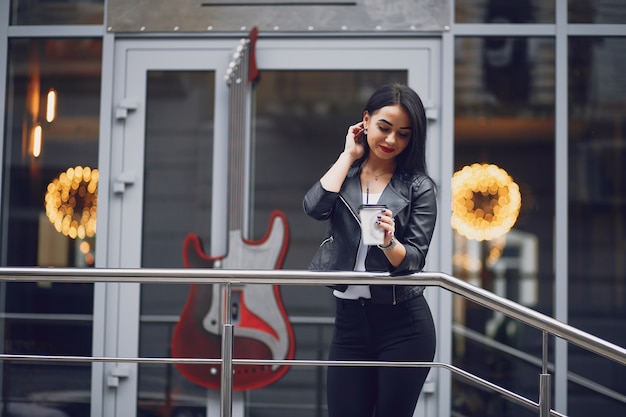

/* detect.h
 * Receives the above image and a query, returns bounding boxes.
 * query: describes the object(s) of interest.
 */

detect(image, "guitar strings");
[228,40,250,234]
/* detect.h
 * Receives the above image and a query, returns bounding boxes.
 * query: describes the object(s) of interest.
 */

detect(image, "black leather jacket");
[303,163,437,305]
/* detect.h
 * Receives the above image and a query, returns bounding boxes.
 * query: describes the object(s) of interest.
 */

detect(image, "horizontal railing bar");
[138,314,335,324]
[431,273,626,367]
[0,312,93,322]
[454,324,626,404]
[0,351,566,417]
[1,267,624,367]
[0,354,220,364]
[247,402,320,411]
[0,312,332,326]
[0,267,402,284]
[0,353,450,369]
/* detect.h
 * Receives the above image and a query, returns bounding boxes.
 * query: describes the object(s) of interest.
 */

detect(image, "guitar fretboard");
[225,33,256,234]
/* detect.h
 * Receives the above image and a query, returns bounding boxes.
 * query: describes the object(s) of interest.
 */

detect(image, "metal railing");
[0,267,625,417]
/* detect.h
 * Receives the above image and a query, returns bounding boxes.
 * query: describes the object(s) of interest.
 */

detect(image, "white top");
[333,191,382,300]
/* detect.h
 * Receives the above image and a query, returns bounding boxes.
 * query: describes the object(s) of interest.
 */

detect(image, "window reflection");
[453,37,555,415]
[139,70,216,417]
[568,36,626,415]
[456,0,554,24]
[253,71,407,270]
[4,38,101,267]
[569,0,626,23]
[2,38,101,416]
[10,0,104,25]
[251,70,407,415]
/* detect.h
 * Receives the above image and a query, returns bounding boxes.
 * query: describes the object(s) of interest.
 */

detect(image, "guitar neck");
[225,29,258,234]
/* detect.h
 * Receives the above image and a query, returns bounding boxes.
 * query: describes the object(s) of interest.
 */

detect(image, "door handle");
[113,171,136,194]
[107,364,131,388]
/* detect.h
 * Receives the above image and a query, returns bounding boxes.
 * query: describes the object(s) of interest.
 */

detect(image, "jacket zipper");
[339,195,362,270]
[339,195,360,224]
[393,285,397,305]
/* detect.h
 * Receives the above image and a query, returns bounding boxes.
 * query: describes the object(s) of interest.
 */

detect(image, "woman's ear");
[362,111,370,130]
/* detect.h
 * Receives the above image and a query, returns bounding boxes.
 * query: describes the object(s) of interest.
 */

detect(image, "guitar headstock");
[248,27,259,83]
[224,26,259,86]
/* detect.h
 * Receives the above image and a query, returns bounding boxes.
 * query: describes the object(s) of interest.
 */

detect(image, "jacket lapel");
[378,176,410,216]
[341,167,363,218]
[342,166,410,220]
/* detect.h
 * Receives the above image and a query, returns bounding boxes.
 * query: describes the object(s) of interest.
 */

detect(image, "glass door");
[105,37,441,417]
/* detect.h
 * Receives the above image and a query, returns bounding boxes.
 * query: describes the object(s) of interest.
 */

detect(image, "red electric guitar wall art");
[171,27,295,391]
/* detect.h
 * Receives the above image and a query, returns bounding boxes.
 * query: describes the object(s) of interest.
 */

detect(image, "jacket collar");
[342,164,410,220]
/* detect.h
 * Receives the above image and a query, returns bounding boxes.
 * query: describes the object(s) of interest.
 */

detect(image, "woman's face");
[363,104,411,162]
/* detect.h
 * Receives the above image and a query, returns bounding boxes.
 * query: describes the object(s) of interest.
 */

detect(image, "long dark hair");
[362,83,429,176]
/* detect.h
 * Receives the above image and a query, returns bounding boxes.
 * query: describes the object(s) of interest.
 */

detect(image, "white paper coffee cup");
[359,204,386,246]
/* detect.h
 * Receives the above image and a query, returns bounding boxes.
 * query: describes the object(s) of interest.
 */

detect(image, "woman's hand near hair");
[320,122,365,192]
[343,121,366,159]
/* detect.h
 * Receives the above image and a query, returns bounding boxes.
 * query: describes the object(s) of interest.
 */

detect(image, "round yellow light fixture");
[44,166,98,239]
[451,163,521,241]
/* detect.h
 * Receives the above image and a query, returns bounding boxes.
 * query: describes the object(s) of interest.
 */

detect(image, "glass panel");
[138,71,407,417]
[2,38,101,416]
[568,37,626,416]
[453,37,555,416]
[456,0,554,24]
[251,70,406,416]
[569,0,626,24]
[136,69,409,417]
[253,71,406,270]
[10,0,104,25]
[139,70,215,416]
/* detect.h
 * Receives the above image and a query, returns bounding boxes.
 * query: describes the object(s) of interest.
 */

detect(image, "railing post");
[539,373,551,417]
[539,331,551,417]
[221,283,234,417]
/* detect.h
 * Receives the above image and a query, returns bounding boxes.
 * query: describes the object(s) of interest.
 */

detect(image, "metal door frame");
[94,36,444,417]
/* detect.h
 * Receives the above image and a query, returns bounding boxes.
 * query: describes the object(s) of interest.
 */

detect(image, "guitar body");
[171,210,295,391]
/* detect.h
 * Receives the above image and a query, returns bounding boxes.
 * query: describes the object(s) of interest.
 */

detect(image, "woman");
[303,83,437,417]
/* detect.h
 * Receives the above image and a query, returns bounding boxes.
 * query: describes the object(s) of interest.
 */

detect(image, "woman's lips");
[380,145,394,153]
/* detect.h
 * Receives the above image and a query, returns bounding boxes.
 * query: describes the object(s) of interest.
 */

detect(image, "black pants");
[327,294,436,417]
